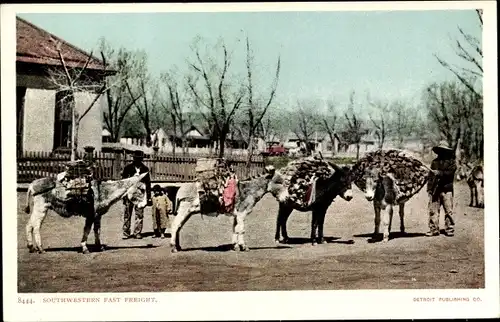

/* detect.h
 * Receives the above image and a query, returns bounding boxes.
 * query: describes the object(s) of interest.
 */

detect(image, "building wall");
[18,72,105,153]
[22,88,56,152]
[75,92,104,152]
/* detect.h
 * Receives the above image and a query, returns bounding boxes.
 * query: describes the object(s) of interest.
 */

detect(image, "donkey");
[269,163,353,246]
[24,172,147,254]
[170,165,276,253]
[362,168,408,242]
[457,163,484,208]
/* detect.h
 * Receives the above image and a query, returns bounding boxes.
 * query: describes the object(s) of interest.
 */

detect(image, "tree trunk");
[246,132,255,176]
[145,128,152,148]
[218,132,227,158]
[71,110,79,161]
[356,143,360,161]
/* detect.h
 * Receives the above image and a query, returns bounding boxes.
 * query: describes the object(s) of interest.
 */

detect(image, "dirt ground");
[17,182,484,292]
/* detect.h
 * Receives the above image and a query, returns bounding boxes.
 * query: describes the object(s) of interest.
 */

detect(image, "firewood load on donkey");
[24,160,148,254]
[350,149,430,242]
[169,158,276,253]
[267,156,354,246]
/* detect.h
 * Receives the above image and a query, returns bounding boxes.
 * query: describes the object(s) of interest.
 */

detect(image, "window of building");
[53,90,74,150]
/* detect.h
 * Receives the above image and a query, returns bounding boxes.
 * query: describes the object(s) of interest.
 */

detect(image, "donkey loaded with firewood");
[350,150,430,242]
[25,160,148,254]
[170,158,277,253]
[268,156,354,246]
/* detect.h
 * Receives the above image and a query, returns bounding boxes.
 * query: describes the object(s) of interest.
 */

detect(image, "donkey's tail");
[24,185,33,214]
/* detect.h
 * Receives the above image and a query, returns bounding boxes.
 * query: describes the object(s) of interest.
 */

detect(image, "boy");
[151,184,171,238]
[426,141,457,237]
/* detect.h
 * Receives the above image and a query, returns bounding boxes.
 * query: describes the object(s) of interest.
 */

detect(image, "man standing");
[122,150,152,239]
[426,141,457,237]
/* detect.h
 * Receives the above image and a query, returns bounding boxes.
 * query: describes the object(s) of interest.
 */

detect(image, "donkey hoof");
[82,249,90,254]
[232,244,240,251]
[312,241,317,246]
[382,237,389,243]
[37,249,45,254]
[171,246,181,253]
[27,245,35,253]
[239,244,249,252]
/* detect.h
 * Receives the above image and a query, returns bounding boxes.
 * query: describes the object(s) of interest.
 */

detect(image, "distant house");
[16,17,112,155]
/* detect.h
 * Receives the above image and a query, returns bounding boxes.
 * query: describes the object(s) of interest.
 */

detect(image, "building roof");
[16,17,109,71]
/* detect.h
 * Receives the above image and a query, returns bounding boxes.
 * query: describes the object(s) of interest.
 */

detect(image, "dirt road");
[17,183,484,292]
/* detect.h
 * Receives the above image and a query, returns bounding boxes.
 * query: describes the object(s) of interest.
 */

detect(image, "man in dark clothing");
[426,141,457,237]
[122,150,152,239]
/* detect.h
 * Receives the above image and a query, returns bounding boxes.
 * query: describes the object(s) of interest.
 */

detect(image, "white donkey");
[170,165,276,253]
[24,172,147,254]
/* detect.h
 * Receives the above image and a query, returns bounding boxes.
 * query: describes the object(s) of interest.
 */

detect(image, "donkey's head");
[329,163,353,202]
[364,168,382,202]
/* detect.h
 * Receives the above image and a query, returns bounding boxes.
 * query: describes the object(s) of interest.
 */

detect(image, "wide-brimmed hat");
[432,141,454,154]
[133,150,145,159]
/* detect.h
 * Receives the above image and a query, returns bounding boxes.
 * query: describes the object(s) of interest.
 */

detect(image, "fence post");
[112,147,123,180]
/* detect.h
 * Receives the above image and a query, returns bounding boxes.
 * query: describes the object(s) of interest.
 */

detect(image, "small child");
[151,185,171,238]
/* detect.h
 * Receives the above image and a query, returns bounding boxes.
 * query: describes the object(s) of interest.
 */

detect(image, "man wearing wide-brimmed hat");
[122,150,152,239]
[426,140,457,237]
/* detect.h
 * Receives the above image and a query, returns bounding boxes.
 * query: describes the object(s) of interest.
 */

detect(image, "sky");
[18,9,482,111]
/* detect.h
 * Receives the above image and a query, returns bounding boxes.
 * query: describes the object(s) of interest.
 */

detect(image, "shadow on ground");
[43,244,159,253]
[182,244,293,252]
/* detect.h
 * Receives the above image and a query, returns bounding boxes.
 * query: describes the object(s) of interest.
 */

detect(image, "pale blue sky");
[18,10,481,110]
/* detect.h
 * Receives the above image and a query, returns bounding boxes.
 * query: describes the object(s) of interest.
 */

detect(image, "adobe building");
[16,17,113,155]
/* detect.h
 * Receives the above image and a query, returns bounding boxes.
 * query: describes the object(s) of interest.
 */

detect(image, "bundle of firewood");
[195,158,232,196]
[351,149,430,202]
[278,156,336,207]
[64,160,93,179]
[61,160,93,195]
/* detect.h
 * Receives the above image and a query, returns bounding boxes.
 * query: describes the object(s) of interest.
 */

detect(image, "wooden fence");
[17,150,265,183]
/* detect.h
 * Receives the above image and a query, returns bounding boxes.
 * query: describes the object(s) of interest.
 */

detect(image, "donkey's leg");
[32,202,49,253]
[373,200,381,239]
[477,180,484,208]
[311,211,319,246]
[274,205,283,243]
[28,199,48,253]
[399,202,406,234]
[381,204,393,243]
[469,182,475,207]
[234,212,249,251]
[279,205,293,244]
[93,214,105,251]
[231,215,238,248]
[170,201,192,253]
[316,206,328,244]
[81,214,94,254]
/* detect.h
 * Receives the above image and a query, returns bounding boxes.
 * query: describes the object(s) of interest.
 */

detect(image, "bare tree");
[320,100,338,155]
[186,38,244,157]
[367,95,390,149]
[126,58,160,148]
[99,39,144,142]
[243,37,281,166]
[291,100,321,156]
[159,70,190,155]
[434,9,482,99]
[389,100,418,149]
[46,40,116,161]
[425,81,482,161]
[343,92,366,160]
